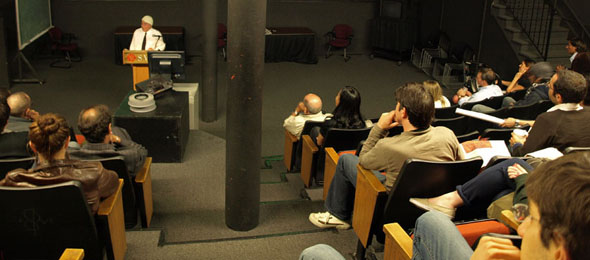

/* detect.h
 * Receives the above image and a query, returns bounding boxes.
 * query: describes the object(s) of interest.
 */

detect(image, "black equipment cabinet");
[369,17,416,62]
[369,0,419,62]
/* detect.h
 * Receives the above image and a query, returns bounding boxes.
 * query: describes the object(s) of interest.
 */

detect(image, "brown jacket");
[0,159,119,214]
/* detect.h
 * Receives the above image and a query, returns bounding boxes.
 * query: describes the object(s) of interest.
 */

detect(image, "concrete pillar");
[225,0,266,231]
[201,0,218,122]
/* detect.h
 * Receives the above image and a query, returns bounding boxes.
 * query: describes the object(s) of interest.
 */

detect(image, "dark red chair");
[48,27,81,68]
[218,23,227,60]
[325,24,353,62]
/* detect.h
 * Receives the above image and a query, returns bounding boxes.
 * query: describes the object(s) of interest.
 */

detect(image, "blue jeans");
[299,244,346,260]
[325,154,386,220]
[457,158,532,209]
[412,212,473,260]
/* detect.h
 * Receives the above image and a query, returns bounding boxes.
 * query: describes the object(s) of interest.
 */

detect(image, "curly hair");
[28,113,70,159]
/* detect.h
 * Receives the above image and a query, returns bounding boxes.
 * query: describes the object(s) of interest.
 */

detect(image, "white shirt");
[434,96,451,108]
[570,52,578,63]
[458,84,503,106]
[546,103,583,112]
[283,112,330,139]
[129,28,166,51]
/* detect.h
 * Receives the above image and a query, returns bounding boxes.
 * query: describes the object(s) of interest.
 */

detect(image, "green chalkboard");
[16,0,52,50]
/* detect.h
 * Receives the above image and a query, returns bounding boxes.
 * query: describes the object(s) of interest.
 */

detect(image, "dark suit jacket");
[68,127,147,176]
[572,52,590,75]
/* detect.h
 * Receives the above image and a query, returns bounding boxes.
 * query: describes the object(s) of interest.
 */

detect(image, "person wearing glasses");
[410,69,590,218]
[411,151,590,260]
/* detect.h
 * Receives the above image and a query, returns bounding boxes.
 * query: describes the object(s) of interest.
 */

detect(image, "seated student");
[410,70,590,217]
[501,59,535,93]
[473,62,553,113]
[423,80,450,108]
[283,93,329,139]
[0,113,118,214]
[69,104,147,177]
[453,67,503,106]
[411,151,590,260]
[556,38,587,71]
[310,86,367,146]
[5,92,39,133]
[504,70,590,156]
[309,86,368,184]
[571,51,590,75]
[0,99,31,159]
[308,83,463,229]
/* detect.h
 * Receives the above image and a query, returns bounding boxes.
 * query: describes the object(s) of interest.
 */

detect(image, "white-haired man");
[129,15,166,51]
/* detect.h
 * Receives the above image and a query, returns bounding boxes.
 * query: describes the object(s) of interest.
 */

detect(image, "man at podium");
[129,15,166,51]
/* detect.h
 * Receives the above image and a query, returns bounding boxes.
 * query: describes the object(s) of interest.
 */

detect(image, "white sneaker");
[409,198,456,219]
[308,212,351,229]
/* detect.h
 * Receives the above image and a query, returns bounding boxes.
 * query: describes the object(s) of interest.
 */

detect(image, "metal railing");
[504,0,555,61]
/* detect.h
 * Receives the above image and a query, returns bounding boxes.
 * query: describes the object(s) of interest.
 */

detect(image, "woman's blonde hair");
[423,80,448,107]
[28,113,70,159]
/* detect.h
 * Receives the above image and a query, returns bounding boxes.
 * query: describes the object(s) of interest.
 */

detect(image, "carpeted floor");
[7,53,432,259]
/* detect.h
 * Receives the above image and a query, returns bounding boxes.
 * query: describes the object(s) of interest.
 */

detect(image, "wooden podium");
[122,50,149,90]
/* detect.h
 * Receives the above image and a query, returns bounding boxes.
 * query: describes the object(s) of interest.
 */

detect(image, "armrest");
[323,147,339,200]
[383,223,413,260]
[98,179,127,260]
[98,179,123,215]
[300,135,319,187]
[135,157,152,184]
[284,130,298,171]
[353,164,388,248]
[134,157,153,228]
[59,249,84,260]
[501,210,520,230]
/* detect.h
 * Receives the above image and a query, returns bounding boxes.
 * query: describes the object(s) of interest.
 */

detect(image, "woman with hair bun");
[0,113,118,214]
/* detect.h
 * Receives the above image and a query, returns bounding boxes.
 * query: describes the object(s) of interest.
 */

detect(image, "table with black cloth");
[114,26,185,65]
[113,90,189,163]
[265,27,318,64]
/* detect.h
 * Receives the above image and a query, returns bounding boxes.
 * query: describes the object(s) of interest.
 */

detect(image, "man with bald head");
[5,92,39,132]
[69,104,147,176]
[283,93,329,139]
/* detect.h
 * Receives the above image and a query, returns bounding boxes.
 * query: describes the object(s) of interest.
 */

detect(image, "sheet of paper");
[460,140,511,167]
[456,108,504,125]
[526,147,563,160]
